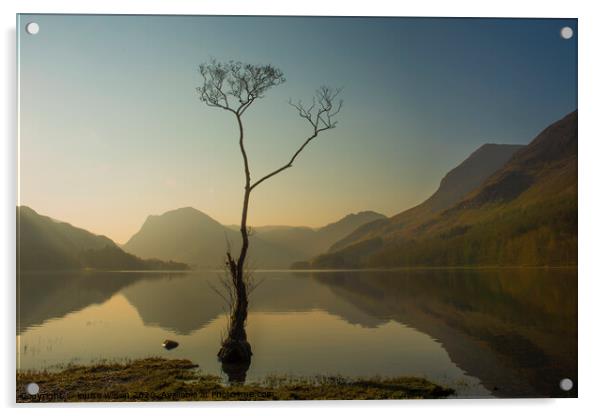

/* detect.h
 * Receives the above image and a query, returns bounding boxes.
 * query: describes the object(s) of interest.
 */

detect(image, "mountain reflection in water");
[17,268,576,398]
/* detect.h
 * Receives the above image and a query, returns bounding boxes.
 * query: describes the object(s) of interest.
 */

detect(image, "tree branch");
[250,132,317,191]
[249,86,343,191]
[196,59,285,116]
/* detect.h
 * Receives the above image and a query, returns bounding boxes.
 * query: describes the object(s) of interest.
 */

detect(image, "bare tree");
[196,60,342,366]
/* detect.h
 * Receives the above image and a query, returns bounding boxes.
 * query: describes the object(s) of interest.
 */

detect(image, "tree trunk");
[217,115,253,369]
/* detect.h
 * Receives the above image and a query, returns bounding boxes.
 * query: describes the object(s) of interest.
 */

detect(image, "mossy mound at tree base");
[218,338,252,363]
[17,357,454,402]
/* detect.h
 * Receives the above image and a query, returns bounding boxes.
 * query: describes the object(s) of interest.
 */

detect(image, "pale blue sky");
[18,15,577,242]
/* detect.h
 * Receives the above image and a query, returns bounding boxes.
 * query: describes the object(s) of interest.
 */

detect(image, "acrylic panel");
[16,14,578,402]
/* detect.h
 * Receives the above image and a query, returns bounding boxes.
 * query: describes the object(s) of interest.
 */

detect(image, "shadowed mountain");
[123,208,384,269]
[17,206,187,271]
[314,111,577,268]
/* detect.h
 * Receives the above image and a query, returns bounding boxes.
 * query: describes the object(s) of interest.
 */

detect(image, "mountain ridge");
[123,207,386,269]
[328,143,524,253]
[313,110,577,268]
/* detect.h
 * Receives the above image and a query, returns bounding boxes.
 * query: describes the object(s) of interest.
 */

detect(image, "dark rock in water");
[162,339,179,350]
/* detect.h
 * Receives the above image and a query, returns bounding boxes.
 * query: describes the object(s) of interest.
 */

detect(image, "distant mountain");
[313,110,577,268]
[328,143,524,254]
[256,211,387,264]
[318,211,387,248]
[123,208,385,269]
[422,143,525,213]
[123,207,299,269]
[124,207,228,268]
[17,206,187,271]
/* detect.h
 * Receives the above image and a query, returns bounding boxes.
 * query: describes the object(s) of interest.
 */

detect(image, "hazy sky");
[18,15,577,243]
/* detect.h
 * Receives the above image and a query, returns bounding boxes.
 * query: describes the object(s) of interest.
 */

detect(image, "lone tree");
[196,60,342,366]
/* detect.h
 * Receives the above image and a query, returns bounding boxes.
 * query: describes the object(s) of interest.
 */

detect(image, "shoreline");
[16,357,454,402]
[18,264,579,274]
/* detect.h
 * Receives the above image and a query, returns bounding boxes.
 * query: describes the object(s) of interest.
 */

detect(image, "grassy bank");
[17,357,454,402]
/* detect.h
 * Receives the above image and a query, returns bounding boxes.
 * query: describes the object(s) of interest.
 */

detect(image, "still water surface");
[17,268,577,398]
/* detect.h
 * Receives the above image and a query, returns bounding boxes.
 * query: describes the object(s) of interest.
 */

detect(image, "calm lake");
[17,268,577,398]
